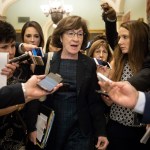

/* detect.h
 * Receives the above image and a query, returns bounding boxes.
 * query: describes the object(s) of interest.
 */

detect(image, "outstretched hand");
[99,81,139,109]
[24,75,63,102]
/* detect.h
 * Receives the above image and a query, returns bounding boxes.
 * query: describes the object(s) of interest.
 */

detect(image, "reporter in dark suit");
[0,58,53,108]
[99,81,150,124]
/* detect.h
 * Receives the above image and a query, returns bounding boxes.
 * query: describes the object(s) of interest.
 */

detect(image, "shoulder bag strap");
[45,52,54,75]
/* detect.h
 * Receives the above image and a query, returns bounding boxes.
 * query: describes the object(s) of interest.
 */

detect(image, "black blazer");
[141,92,150,123]
[0,83,25,108]
[27,50,106,137]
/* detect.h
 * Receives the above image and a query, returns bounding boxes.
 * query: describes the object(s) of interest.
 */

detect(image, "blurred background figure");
[45,35,60,53]
[21,21,44,48]
[88,39,113,62]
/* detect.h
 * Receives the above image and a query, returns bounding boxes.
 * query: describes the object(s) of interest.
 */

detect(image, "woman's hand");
[97,65,111,78]
[95,136,109,150]
[29,131,37,145]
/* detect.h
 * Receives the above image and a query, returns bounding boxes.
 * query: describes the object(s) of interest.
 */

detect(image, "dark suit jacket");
[27,50,106,137]
[0,83,25,108]
[15,42,21,57]
[141,93,150,123]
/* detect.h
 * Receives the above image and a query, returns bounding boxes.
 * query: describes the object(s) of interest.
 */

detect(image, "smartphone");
[9,53,30,63]
[31,56,44,66]
[96,90,109,97]
[31,47,44,65]
[93,58,112,69]
[32,47,44,57]
[97,72,112,82]
[37,72,63,91]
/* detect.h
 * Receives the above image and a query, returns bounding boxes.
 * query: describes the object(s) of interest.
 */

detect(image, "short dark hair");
[21,21,44,48]
[52,15,89,50]
[0,20,16,43]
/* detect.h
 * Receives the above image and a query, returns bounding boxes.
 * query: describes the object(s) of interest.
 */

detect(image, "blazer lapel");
[50,51,61,73]
[76,53,87,92]
[50,51,87,92]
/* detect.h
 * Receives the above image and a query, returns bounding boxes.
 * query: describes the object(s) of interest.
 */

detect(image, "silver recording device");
[9,53,30,63]
[9,47,44,66]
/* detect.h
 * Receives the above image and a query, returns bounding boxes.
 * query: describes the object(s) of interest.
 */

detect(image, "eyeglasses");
[65,31,85,39]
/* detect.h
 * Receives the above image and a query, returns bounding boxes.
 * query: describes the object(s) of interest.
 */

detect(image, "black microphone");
[9,53,30,63]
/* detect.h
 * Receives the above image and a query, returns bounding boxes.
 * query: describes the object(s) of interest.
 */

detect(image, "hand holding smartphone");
[31,47,44,65]
[94,58,112,69]
[37,72,63,92]
[32,47,44,57]
[97,72,112,82]
[96,90,109,97]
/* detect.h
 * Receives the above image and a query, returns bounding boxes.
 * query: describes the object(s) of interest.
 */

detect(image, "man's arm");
[0,75,63,109]
[0,83,25,108]
[15,42,38,57]
[133,92,150,124]
[141,93,150,123]
[99,81,150,123]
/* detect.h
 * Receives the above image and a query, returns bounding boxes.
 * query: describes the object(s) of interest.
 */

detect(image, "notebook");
[36,104,55,149]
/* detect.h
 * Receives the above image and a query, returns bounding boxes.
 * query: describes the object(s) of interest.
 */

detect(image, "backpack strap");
[45,52,54,75]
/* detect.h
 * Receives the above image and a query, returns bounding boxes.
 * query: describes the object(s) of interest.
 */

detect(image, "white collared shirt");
[133,91,146,114]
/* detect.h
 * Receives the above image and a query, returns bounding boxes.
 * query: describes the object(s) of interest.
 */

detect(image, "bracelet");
[19,43,25,53]
[21,83,27,100]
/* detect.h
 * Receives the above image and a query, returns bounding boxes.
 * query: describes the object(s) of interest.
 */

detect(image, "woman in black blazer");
[26,16,108,150]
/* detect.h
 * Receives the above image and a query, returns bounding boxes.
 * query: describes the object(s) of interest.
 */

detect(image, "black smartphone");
[96,90,109,97]
[94,58,112,69]
[9,53,30,63]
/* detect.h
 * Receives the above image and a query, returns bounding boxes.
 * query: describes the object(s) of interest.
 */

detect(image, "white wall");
[124,0,146,22]
[6,0,104,30]
[5,0,147,31]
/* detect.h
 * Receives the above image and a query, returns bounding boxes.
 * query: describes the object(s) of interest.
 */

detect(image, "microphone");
[9,53,30,63]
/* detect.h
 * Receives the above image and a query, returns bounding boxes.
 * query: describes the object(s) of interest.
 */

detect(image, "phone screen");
[37,73,63,91]
[32,48,43,57]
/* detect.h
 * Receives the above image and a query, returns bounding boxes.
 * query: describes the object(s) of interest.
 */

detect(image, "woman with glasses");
[88,40,112,62]
[88,38,113,82]
[26,15,109,150]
